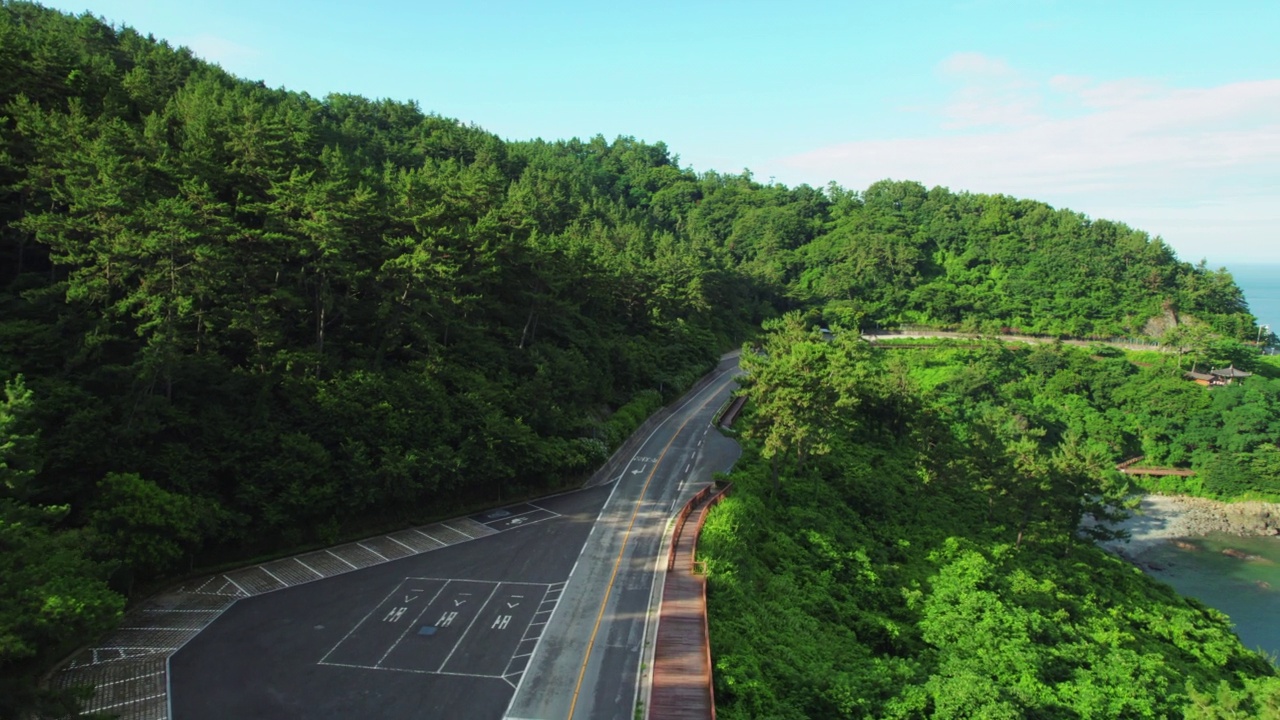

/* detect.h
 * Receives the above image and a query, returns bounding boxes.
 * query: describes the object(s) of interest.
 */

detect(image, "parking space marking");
[375,583,450,667]
[319,582,408,664]
[258,565,287,587]
[296,557,324,578]
[326,549,357,570]
[223,575,249,597]
[412,528,445,545]
[441,522,473,540]
[62,494,588,718]
[385,535,416,553]
[435,583,500,670]
[357,542,388,561]
[315,577,566,688]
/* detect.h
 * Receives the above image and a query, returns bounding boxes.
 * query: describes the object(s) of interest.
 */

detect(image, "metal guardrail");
[654,481,732,719]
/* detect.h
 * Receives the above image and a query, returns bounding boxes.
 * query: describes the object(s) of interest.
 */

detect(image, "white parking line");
[412,528,444,545]
[376,583,450,667]
[90,672,164,689]
[442,522,474,540]
[296,557,325,578]
[357,542,389,561]
[327,549,358,569]
[385,535,416,553]
[223,575,249,597]
[318,582,407,664]
[258,565,287,587]
[436,585,500,672]
[91,693,167,712]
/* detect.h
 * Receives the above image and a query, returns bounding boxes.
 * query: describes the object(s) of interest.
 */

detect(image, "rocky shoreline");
[1095,494,1280,562]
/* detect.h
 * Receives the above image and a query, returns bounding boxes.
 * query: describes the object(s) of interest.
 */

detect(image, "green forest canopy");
[0,1,1271,716]
[704,320,1280,719]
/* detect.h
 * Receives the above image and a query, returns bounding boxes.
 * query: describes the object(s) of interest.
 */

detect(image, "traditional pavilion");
[1211,366,1253,385]
[1184,366,1253,386]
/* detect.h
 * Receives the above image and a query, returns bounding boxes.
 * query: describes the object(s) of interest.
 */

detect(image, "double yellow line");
[564,383,726,719]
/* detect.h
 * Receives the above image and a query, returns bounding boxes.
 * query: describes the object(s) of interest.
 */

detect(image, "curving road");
[505,354,741,720]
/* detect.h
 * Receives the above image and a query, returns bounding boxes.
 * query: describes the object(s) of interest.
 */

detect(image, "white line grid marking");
[376,582,450,667]
[413,528,446,546]
[296,557,325,578]
[500,583,566,683]
[436,584,500,671]
[318,580,409,665]
[327,549,358,570]
[316,578,563,687]
[92,692,168,712]
[479,503,564,528]
[440,522,474,540]
[222,575,250,597]
[385,534,416,553]
[258,565,287,587]
[357,541,389,561]
[61,507,565,717]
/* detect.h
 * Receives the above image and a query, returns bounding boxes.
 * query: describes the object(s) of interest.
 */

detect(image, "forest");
[704,320,1280,718]
[0,1,1272,716]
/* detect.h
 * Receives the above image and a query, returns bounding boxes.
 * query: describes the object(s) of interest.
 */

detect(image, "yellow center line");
[565,384,726,720]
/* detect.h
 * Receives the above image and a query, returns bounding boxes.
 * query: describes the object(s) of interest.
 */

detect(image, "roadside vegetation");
[0,2,1275,716]
[704,318,1280,718]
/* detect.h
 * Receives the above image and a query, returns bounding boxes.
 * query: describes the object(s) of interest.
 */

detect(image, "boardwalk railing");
[652,481,732,720]
[1115,455,1197,477]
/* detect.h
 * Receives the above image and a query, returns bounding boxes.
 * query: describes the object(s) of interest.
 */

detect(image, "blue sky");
[41,0,1280,265]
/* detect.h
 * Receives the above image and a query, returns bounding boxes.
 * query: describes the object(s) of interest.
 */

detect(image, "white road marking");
[318,581,408,664]
[376,583,450,667]
[326,549,358,570]
[412,528,444,545]
[90,672,164,689]
[223,575,250,597]
[442,522,473,539]
[437,584,501,672]
[357,542,389,561]
[258,565,287,587]
[90,693,168,712]
[296,557,325,578]
[385,535,416,553]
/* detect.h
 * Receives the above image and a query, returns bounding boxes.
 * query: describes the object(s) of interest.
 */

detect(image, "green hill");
[0,1,1267,716]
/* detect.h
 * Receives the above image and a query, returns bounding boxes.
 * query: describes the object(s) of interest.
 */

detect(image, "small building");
[1210,366,1253,385]
[1185,370,1214,387]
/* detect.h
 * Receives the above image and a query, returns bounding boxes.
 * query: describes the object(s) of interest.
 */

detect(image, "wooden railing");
[1115,455,1196,476]
[652,481,732,720]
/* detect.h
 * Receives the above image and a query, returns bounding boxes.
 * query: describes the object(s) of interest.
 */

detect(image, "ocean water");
[1141,534,1280,661]
[1224,263,1280,337]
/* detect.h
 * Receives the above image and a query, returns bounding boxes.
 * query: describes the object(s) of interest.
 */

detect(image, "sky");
[39,0,1280,265]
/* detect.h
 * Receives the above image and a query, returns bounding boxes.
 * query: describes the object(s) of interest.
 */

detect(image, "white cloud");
[777,53,1280,262]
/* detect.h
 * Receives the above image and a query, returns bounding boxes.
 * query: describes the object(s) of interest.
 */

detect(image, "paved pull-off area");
[54,354,741,719]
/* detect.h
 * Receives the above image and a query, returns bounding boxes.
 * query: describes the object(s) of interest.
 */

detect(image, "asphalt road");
[169,355,742,719]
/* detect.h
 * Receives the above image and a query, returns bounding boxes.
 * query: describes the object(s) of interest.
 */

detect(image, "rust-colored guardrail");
[653,480,732,720]
[668,484,712,571]
[717,395,747,430]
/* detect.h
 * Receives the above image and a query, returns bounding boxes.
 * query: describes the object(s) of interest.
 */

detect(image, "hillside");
[0,2,1266,716]
[704,322,1280,718]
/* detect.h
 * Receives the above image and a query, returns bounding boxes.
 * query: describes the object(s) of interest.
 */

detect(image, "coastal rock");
[1092,495,1280,563]
[1222,548,1258,560]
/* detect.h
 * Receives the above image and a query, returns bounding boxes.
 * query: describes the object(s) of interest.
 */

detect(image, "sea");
[1135,262,1280,662]
[1225,262,1280,341]
[1141,534,1280,662]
